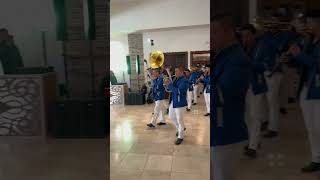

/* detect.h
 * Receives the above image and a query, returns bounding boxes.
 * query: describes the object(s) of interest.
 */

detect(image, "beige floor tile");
[129,143,175,155]
[145,155,173,172]
[174,144,209,158]
[110,152,126,167]
[172,156,207,173]
[141,170,171,180]
[120,153,148,170]
[171,172,202,180]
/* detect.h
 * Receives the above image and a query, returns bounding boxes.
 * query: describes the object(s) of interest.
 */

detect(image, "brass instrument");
[149,51,174,92]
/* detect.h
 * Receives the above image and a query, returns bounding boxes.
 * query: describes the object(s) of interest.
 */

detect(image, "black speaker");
[126,92,145,105]
[53,98,107,138]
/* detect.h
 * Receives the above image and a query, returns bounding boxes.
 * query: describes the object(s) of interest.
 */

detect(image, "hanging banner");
[126,56,131,75]
[136,55,141,75]
[53,0,67,41]
[83,0,96,40]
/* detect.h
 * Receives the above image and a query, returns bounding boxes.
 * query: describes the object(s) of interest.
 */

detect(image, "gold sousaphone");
[149,51,164,69]
[149,51,174,92]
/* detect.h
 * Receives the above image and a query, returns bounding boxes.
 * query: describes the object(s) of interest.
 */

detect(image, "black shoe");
[301,162,320,173]
[197,96,200,98]
[263,130,279,138]
[261,121,269,131]
[244,148,257,159]
[176,128,187,137]
[192,103,197,105]
[200,92,203,94]
[204,113,210,116]
[280,108,288,114]
[157,122,167,126]
[175,138,184,145]
[186,108,191,112]
[147,123,155,128]
[244,144,261,151]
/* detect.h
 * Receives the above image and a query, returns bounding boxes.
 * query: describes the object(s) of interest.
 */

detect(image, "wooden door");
[163,52,188,70]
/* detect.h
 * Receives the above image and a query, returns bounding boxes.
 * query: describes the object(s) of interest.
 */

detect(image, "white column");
[249,0,257,24]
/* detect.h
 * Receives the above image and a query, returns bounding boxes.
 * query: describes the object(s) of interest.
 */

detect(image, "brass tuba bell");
[149,51,164,69]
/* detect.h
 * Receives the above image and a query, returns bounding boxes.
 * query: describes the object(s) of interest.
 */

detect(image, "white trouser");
[193,84,198,103]
[204,92,210,113]
[187,90,193,109]
[150,100,165,125]
[169,103,185,139]
[265,72,283,131]
[246,88,265,150]
[211,142,245,180]
[300,87,320,163]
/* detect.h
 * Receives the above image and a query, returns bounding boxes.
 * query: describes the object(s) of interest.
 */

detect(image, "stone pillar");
[64,0,108,98]
[128,33,145,92]
[92,0,108,93]
[65,0,90,97]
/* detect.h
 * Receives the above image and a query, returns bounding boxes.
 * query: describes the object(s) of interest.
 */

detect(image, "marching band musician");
[164,67,189,145]
[184,69,193,112]
[147,68,167,128]
[211,15,250,180]
[286,11,320,173]
[241,24,275,158]
[262,23,298,138]
[190,65,201,105]
[200,64,211,116]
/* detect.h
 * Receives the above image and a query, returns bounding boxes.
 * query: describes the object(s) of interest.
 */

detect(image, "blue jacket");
[152,75,165,101]
[190,71,201,84]
[274,31,298,54]
[186,75,194,91]
[168,76,189,108]
[247,40,274,95]
[212,43,250,146]
[203,75,210,93]
[292,40,320,100]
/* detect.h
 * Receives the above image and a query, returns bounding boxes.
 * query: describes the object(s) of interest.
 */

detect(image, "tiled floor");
[110,96,210,180]
[0,139,107,180]
[110,96,320,180]
[0,96,319,180]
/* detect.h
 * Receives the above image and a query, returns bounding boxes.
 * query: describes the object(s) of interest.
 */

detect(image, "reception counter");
[0,72,56,142]
[110,84,128,105]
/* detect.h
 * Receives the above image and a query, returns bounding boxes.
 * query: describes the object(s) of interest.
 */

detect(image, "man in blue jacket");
[190,66,201,105]
[147,69,166,128]
[202,64,210,116]
[263,26,298,138]
[240,24,275,158]
[165,67,189,145]
[184,69,193,111]
[287,11,320,173]
[211,15,250,180]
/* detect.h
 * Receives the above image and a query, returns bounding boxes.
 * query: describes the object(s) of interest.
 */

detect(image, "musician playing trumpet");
[164,67,189,145]
[146,68,167,128]
[284,11,320,173]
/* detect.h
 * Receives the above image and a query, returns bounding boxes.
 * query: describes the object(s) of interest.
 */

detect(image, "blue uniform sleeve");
[293,53,317,68]
[157,77,165,91]
[221,56,250,97]
[168,79,189,94]
[252,42,275,72]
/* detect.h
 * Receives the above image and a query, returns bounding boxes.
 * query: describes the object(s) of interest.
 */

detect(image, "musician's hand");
[279,53,290,63]
[288,44,301,56]
[164,79,170,86]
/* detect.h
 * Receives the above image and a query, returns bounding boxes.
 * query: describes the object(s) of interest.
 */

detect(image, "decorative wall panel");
[0,78,41,136]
